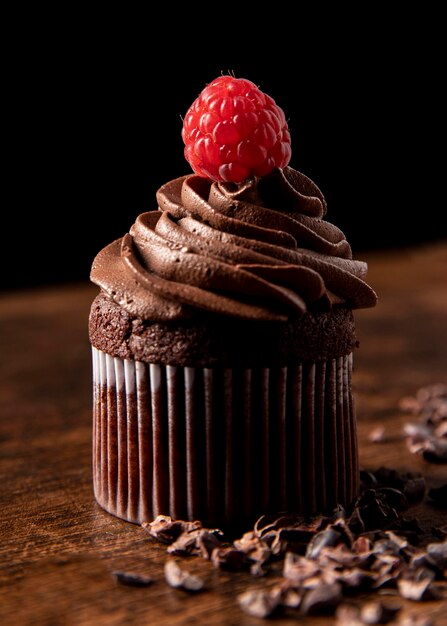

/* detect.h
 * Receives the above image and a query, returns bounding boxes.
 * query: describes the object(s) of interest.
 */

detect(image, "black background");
[6,9,446,291]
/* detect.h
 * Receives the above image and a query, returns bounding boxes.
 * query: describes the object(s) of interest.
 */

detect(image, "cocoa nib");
[426,541,447,569]
[210,546,249,571]
[305,528,344,559]
[141,515,203,544]
[360,600,400,624]
[167,528,223,558]
[164,560,204,592]
[300,582,342,615]
[400,383,447,464]
[367,467,426,504]
[111,570,153,587]
[237,587,281,618]
[140,454,447,617]
[397,576,439,601]
[428,484,447,509]
[335,601,401,625]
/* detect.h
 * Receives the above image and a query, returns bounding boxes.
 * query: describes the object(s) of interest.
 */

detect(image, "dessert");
[89,75,377,529]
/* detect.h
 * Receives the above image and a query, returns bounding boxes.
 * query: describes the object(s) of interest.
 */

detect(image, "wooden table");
[1,241,446,625]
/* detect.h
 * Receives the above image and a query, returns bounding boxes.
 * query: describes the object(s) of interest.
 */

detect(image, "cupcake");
[89,75,377,530]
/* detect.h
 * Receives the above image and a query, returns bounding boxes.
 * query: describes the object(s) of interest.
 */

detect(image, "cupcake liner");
[92,347,358,528]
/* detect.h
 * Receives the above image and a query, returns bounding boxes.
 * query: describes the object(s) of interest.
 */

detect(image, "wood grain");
[1,241,446,625]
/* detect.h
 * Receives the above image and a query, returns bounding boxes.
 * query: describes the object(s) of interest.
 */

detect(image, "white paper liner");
[92,347,358,527]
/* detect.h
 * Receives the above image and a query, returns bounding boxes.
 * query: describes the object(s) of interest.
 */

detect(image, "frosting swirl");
[90,166,377,321]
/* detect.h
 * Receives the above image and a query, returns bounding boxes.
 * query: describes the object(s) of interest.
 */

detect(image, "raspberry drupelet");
[182,75,292,183]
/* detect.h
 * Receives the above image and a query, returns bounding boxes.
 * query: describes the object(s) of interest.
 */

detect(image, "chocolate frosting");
[90,167,377,322]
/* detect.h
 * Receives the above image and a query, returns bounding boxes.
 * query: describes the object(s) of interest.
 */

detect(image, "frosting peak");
[90,167,377,321]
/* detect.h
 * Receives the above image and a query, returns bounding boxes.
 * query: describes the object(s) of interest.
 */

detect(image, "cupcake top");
[90,76,377,323]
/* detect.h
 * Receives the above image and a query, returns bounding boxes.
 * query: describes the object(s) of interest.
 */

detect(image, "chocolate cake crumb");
[89,291,357,367]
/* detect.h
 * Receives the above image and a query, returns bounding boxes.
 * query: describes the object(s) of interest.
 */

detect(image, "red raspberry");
[181,75,292,183]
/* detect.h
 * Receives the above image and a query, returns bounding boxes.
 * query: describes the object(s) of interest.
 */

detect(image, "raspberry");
[181,75,292,183]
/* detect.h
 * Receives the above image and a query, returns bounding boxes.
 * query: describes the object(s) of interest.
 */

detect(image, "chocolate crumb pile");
[400,383,447,464]
[140,466,446,620]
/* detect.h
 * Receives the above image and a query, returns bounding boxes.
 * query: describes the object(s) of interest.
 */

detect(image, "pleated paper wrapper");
[92,346,358,528]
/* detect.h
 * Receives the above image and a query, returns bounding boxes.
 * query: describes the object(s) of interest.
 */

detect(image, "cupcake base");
[92,347,358,529]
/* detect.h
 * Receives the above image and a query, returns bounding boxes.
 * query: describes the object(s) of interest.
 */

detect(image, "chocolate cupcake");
[89,76,377,529]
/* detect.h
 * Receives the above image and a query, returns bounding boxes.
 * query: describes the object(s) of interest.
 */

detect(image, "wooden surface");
[1,241,446,626]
